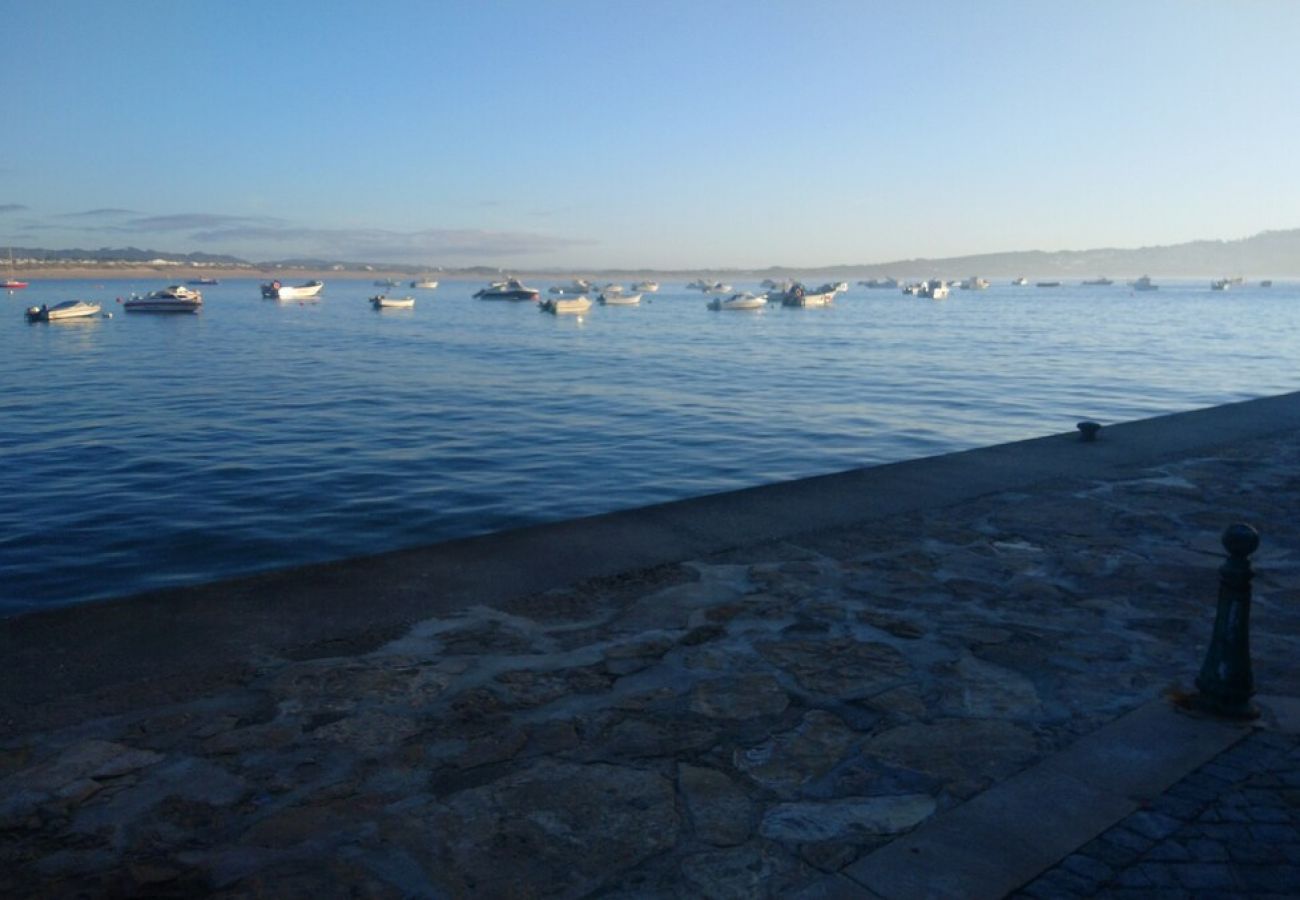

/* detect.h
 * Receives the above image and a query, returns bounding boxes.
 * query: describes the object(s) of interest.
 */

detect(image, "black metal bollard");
[1193,523,1261,719]
[1077,421,1102,442]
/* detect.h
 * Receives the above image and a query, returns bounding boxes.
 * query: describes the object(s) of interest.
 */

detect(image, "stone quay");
[3,392,1300,898]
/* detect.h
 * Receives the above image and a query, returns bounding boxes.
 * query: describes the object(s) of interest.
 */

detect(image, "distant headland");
[7,227,1299,280]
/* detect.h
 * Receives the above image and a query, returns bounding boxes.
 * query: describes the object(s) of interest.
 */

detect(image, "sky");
[2,0,1298,269]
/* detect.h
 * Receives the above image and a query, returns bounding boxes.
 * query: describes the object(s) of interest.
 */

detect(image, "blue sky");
[2,0,1297,268]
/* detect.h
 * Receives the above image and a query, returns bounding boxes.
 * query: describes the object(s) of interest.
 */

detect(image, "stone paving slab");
[3,397,1300,896]
[837,702,1249,900]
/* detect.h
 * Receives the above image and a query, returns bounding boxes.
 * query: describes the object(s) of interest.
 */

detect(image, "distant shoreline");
[8,264,1295,283]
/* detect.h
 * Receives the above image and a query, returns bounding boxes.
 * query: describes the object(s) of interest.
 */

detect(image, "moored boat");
[779,283,836,307]
[262,279,324,300]
[1011,276,1028,286]
[539,296,591,315]
[708,292,766,311]
[1261,280,1273,287]
[1131,275,1158,291]
[1210,279,1230,291]
[124,285,203,313]
[410,278,439,289]
[1082,278,1113,286]
[919,280,949,300]
[188,277,220,285]
[859,277,899,289]
[371,294,416,309]
[1036,281,1061,288]
[475,278,540,301]
[631,281,659,292]
[549,279,592,295]
[959,276,990,290]
[3,248,27,289]
[598,292,642,306]
[26,300,101,322]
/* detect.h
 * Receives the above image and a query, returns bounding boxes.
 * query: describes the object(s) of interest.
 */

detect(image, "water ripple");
[2,278,1298,613]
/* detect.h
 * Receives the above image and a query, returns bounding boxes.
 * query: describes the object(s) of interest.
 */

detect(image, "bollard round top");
[1076,421,1102,441]
[1222,523,1260,558]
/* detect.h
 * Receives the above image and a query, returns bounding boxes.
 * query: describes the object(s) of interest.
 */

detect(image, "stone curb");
[802,699,1260,900]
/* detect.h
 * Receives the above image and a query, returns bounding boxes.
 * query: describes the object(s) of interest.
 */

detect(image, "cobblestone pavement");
[1015,728,1300,898]
[2,434,1300,897]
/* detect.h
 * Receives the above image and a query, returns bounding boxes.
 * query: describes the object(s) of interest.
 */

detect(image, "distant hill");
[799,229,1300,280]
[10,228,1300,277]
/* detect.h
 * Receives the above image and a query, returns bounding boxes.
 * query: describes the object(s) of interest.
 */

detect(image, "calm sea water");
[2,277,1296,615]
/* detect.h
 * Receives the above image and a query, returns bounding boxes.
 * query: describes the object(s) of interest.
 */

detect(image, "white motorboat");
[549,279,592,295]
[708,292,766,311]
[262,280,324,300]
[959,276,990,290]
[599,292,642,306]
[1011,276,1029,286]
[701,282,734,294]
[832,281,849,293]
[475,278,540,301]
[919,280,949,300]
[410,278,439,289]
[124,285,203,313]
[779,284,835,307]
[371,294,416,309]
[631,281,659,292]
[1210,279,1230,291]
[26,300,102,322]
[539,296,591,315]
[1131,275,1159,291]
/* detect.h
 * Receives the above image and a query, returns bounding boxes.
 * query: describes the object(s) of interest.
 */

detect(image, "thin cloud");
[120,213,287,232]
[189,224,592,260]
[0,204,28,213]
[60,208,137,219]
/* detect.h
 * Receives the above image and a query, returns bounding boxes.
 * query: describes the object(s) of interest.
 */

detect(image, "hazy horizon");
[4,1,1298,268]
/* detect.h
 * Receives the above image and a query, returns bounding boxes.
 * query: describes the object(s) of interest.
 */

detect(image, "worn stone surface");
[5,430,1300,896]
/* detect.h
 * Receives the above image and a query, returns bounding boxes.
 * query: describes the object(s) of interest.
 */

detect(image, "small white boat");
[708,292,766,311]
[596,283,624,296]
[26,300,102,322]
[599,292,642,305]
[410,278,439,289]
[832,281,849,293]
[549,279,592,295]
[779,284,835,307]
[371,294,415,309]
[959,276,990,290]
[373,278,400,288]
[263,280,324,300]
[919,280,949,300]
[701,282,734,294]
[124,285,203,313]
[539,296,591,315]
[475,278,540,301]
[1131,275,1159,291]
[1011,276,1029,286]
[631,281,659,292]
[1210,279,1230,291]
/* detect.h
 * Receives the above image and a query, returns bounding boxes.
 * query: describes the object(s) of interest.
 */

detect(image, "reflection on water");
[1,277,1297,613]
